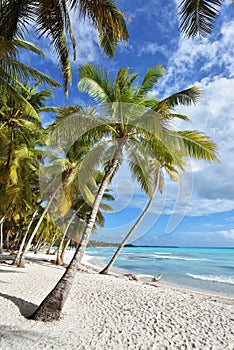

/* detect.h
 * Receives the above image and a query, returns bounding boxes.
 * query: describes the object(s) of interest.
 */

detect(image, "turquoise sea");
[86,247,234,297]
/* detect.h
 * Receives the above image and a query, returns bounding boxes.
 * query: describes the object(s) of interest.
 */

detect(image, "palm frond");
[159,87,202,109]
[0,74,40,120]
[48,107,106,150]
[36,0,71,96]
[13,39,45,57]
[1,57,60,87]
[78,64,114,103]
[136,65,165,97]
[178,130,219,161]
[126,140,154,196]
[133,109,164,141]
[99,202,114,212]
[77,0,129,57]
[0,0,35,40]
[179,0,223,38]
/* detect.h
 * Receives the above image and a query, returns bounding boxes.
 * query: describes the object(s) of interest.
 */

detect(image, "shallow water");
[86,246,234,297]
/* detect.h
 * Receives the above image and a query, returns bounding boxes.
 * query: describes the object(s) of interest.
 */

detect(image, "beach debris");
[124,273,138,281]
[153,274,162,282]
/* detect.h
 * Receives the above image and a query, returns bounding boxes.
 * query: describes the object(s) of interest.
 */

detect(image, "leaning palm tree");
[179,0,233,38]
[30,63,217,322]
[0,81,57,264]
[99,151,185,275]
[0,0,129,95]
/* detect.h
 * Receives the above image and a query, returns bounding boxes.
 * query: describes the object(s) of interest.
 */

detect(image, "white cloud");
[138,42,170,58]
[141,14,234,217]
[156,18,234,95]
[218,229,234,240]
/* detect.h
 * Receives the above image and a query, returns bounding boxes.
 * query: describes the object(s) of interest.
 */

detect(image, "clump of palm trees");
[28,63,217,321]
[0,0,224,322]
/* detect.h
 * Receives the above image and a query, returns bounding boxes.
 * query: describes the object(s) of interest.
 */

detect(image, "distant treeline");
[87,240,118,248]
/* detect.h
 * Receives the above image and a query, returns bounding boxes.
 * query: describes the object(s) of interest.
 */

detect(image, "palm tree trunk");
[13,207,39,267]
[34,237,45,254]
[60,239,71,264]
[0,202,12,254]
[0,221,3,254]
[56,204,84,265]
[30,137,127,322]
[5,229,11,250]
[100,169,161,275]
[100,195,155,274]
[33,234,44,253]
[21,185,60,256]
[47,233,57,255]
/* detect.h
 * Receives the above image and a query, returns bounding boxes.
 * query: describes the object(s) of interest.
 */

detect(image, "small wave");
[187,273,234,285]
[153,252,172,255]
[153,254,209,261]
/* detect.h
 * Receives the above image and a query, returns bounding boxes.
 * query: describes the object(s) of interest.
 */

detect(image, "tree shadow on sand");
[0,292,38,317]
[0,325,57,348]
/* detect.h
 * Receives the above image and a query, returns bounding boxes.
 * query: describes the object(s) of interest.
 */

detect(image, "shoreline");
[2,250,233,301]
[84,252,234,301]
[0,252,234,349]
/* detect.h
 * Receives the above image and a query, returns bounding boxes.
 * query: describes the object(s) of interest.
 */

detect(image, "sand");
[0,252,234,350]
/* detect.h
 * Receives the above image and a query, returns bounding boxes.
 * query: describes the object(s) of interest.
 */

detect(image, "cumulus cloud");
[137,42,170,58]
[218,229,234,240]
[142,13,234,217]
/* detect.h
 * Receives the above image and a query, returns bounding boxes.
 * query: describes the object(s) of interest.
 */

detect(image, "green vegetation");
[87,240,118,248]
[0,0,222,322]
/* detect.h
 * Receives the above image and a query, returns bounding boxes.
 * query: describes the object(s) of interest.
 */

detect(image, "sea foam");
[187,273,234,285]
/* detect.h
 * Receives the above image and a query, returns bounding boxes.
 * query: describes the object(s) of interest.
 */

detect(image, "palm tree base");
[29,304,61,322]
[29,286,66,322]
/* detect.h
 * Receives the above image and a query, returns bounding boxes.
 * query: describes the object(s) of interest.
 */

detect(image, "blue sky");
[23,1,234,247]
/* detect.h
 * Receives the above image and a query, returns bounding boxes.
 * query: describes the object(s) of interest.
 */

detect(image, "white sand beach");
[0,253,234,350]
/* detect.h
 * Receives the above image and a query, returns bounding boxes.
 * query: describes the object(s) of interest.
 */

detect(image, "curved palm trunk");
[60,239,71,264]
[33,234,44,253]
[0,203,12,254]
[99,195,155,275]
[56,204,84,266]
[0,221,3,255]
[47,233,57,255]
[19,185,60,265]
[30,138,127,322]
[100,169,161,275]
[12,207,39,267]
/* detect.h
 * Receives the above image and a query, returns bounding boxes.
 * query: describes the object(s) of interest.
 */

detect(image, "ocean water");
[86,246,234,297]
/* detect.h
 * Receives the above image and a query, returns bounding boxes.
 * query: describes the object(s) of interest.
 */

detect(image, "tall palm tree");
[20,106,92,257]
[179,0,233,38]
[0,81,57,259]
[0,0,129,95]
[99,152,184,275]
[30,63,217,322]
[0,82,51,213]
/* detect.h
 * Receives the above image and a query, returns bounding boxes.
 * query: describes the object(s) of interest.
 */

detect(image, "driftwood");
[124,273,162,282]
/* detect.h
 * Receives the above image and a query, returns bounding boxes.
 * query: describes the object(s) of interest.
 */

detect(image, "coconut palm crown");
[0,0,129,95]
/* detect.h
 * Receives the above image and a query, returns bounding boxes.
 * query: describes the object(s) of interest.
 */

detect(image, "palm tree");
[56,172,114,265]
[0,81,58,260]
[179,0,233,38]
[99,152,184,275]
[30,63,217,321]
[0,0,129,95]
